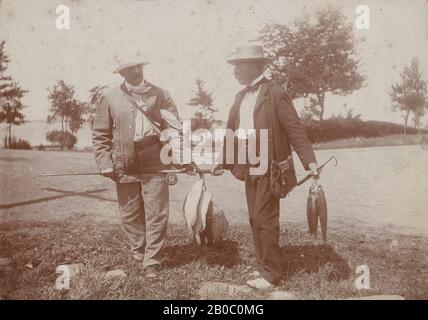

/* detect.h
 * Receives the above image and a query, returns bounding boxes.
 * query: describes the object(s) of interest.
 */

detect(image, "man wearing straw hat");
[213,45,318,289]
[92,56,188,279]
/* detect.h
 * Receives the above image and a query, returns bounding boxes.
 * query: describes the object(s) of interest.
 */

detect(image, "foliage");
[304,118,425,144]
[188,79,222,131]
[259,6,364,121]
[0,40,27,147]
[389,58,427,135]
[2,136,31,149]
[46,130,77,150]
[47,80,85,150]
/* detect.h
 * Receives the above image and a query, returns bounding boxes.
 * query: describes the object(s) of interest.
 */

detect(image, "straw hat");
[227,45,270,65]
[113,53,149,73]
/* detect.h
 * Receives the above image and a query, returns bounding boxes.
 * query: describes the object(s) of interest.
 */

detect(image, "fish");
[183,179,228,246]
[306,180,328,245]
[307,182,319,243]
[200,202,229,246]
[316,184,328,245]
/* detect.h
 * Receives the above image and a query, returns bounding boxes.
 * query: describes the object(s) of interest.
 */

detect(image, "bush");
[303,119,425,143]
[46,130,77,150]
[3,136,32,149]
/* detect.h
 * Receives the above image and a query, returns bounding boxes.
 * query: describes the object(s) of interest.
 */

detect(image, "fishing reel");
[165,173,178,186]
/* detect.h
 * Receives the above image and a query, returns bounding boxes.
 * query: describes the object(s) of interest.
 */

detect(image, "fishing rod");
[38,156,336,185]
[38,166,223,186]
[296,156,337,187]
[37,168,211,177]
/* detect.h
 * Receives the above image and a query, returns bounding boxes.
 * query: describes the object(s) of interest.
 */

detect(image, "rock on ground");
[0,258,12,272]
[267,291,297,300]
[346,295,405,300]
[56,263,84,277]
[105,269,127,278]
[198,281,253,299]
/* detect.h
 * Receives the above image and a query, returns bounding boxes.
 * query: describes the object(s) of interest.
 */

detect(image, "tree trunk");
[403,110,409,137]
[8,123,12,148]
[317,92,325,123]
[60,118,64,151]
[65,117,68,150]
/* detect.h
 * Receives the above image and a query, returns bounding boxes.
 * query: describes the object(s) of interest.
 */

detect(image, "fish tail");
[317,185,328,244]
[307,187,318,240]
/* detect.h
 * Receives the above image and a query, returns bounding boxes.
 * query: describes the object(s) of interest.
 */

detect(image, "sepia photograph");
[0,0,427,306]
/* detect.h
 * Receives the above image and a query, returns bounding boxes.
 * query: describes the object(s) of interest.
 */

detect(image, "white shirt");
[125,81,184,165]
[237,73,265,139]
[125,81,157,140]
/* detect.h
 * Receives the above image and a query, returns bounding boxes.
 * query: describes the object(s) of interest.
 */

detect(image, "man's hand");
[211,164,224,176]
[308,162,318,178]
[101,167,117,181]
[183,163,197,176]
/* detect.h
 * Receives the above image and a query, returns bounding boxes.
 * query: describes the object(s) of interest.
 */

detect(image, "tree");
[301,97,323,122]
[47,80,85,150]
[259,6,364,122]
[86,85,108,128]
[46,130,77,150]
[188,79,221,131]
[0,41,27,148]
[389,58,427,136]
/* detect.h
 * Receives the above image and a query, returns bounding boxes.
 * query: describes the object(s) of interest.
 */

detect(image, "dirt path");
[1,145,427,236]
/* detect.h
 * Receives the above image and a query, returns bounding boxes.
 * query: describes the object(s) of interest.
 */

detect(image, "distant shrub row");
[3,136,31,149]
[3,120,426,151]
[303,119,425,143]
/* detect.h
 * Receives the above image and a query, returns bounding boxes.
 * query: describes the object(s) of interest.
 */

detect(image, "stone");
[0,258,12,271]
[198,281,253,299]
[267,290,297,300]
[346,295,405,300]
[105,269,127,278]
[57,263,84,277]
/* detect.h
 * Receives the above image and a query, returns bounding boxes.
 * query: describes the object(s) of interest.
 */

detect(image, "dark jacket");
[224,80,316,173]
[92,82,178,182]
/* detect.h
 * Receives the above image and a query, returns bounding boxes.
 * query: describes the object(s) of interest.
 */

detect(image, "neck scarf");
[125,80,150,94]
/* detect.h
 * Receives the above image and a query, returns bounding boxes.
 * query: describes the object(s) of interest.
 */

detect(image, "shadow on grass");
[163,240,240,269]
[281,244,352,281]
[0,156,30,162]
[0,188,115,209]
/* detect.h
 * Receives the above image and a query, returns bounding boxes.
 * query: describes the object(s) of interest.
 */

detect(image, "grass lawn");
[1,147,427,300]
[1,219,427,300]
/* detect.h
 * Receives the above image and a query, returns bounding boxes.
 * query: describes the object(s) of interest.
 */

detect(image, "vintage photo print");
[0,0,427,305]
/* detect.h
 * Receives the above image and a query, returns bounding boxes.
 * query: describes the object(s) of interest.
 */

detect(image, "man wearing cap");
[213,45,318,289]
[92,59,187,279]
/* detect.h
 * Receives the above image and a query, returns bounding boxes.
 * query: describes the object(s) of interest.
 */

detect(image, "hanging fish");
[307,181,319,243]
[316,184,328,245]
[306,179,328,245]
[182,178,228,246]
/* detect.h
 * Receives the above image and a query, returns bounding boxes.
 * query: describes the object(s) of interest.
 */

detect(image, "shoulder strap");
[130,99,162,136]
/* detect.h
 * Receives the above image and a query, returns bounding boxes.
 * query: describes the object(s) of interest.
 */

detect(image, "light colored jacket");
[92,82,178,182]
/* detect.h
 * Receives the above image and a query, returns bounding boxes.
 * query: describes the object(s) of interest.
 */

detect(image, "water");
[0,121,93,149]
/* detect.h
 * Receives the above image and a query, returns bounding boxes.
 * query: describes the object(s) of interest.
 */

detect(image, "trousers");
[115,174,169,268]
[244,172,282,284]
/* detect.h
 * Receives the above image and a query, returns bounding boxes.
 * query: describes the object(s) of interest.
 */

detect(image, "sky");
[0,0,427,126]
